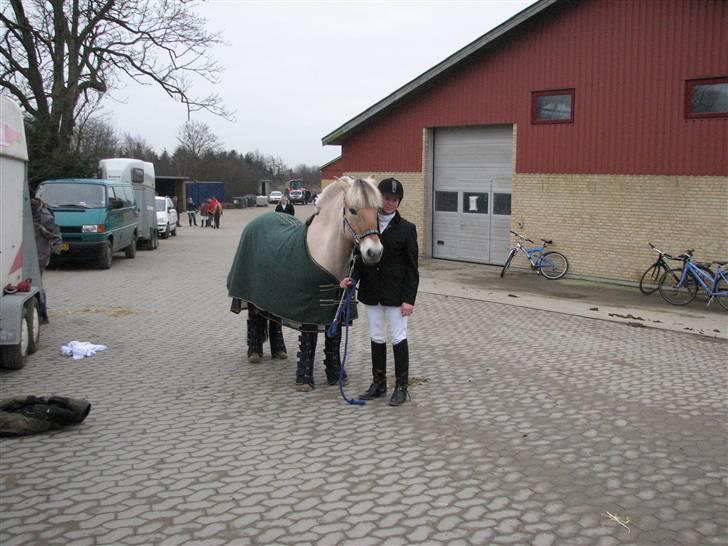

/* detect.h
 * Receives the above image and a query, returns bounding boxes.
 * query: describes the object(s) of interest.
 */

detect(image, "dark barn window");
[686,77,728,119]
[532,89,575,124]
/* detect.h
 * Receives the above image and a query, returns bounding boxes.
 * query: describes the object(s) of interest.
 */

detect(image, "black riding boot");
[389,339,410,406]
[359,341,387,400]
[269,319,288,360]
[323,329,347,385]
[246,308,267,363]
[295,331,317,391]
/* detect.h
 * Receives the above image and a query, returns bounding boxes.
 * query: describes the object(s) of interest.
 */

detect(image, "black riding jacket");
[353,211,419,307]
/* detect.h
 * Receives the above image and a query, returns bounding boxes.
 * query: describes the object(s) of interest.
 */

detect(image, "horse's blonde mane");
[317,176,381,211]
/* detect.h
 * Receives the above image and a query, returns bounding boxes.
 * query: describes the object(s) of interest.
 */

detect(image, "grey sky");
[105,1,533,168]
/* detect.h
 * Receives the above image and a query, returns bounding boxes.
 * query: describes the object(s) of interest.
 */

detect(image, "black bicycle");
[639,242,680,295]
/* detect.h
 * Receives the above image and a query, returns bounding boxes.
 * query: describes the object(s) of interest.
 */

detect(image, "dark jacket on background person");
[275,202,295,216]
[353,210,419,307]
[31,198,62,269]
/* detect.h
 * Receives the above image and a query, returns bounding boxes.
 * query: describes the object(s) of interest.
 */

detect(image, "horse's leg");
[323,327,347,386]
[247,306,266,363]
[295,329,317,391]
[269,318,288,360]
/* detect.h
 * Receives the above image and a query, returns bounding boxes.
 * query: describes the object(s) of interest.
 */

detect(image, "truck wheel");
[124,235,137,258]
[98,240,113,269]
[161,224,169,239]
[26,298,41,354]
[171,225,177,237]
[0,306,30,370]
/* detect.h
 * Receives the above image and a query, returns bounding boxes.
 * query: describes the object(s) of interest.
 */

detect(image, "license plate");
[62,243,70,251]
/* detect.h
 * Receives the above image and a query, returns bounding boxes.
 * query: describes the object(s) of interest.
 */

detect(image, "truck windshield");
[37,183,105,209]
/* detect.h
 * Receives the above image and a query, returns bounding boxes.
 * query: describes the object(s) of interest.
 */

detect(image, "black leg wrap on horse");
[389,339,410,406]
[268,319,287,359]
[246,307,266,363]
[295,331,317,390]
[323,329,346,385]
[359,341,387,400]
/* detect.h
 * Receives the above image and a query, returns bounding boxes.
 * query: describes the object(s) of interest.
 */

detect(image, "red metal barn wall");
[333,0,727,176]
[325,0,727,283]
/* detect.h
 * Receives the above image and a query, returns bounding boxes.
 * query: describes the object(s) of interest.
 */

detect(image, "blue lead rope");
[327,281,365,406]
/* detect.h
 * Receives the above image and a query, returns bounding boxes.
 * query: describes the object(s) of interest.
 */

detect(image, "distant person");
[199,200,209,228]
[209,196,222,229]
[186,197,198,226]
[31,196,62,323]
[275,196,295,216]
[172,196,182,227]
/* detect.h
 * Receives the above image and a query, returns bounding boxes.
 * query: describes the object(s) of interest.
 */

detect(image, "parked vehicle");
[37,178,139,269]
[99,158,158,250]
[639,242,682,295]
[0,96,43,370]
[155,196,178,238]
[658,250,728,310]
[269,190,283,204]
[500,230,568,280]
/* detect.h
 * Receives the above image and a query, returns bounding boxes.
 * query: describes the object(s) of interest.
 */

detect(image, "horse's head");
[325,176,383,265]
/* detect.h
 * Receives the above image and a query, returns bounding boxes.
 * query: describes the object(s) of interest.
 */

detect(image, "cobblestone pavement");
[1,207,726,546]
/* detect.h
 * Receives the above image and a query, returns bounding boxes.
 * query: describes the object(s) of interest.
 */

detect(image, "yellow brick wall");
[512,174,728,283]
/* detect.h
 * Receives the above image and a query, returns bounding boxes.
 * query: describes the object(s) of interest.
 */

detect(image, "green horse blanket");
[227,213,355,331]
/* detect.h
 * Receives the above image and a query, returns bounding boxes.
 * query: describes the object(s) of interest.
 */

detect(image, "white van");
[99,158,158,250]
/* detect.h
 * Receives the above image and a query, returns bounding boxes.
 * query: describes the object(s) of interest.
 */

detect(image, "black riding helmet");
[378,177,404,201]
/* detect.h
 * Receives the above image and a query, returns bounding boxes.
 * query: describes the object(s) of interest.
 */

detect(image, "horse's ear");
[365,175,376,185]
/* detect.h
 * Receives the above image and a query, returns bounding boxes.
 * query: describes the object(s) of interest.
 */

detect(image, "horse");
[227,176,383,390]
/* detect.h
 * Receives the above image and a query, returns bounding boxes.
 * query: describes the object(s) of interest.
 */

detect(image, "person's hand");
[401,303,414,317]
[340,277,353,289]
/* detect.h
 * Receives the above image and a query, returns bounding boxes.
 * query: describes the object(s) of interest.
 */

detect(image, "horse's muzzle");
[360,238,383,264]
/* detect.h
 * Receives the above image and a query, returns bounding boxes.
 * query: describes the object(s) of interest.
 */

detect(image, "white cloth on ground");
[61,341,108,360]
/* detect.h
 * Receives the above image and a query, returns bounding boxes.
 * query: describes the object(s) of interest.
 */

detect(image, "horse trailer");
[0,96,44,370]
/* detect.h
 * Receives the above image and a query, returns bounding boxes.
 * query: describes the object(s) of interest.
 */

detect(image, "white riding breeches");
[364,304,408,345]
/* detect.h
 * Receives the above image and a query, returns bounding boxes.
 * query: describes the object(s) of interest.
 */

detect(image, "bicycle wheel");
[658,268,697,305]
[539,251,569,280]
[713,275,728,311]
[639,263,664,295]
[500,249,516,278]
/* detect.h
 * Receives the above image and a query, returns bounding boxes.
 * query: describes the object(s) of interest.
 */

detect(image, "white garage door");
[432,125,513,265]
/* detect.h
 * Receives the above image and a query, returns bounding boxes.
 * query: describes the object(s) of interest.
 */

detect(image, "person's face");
[380,193,400,215]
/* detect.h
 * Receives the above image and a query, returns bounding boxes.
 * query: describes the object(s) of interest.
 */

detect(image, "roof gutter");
[321,0,561,146]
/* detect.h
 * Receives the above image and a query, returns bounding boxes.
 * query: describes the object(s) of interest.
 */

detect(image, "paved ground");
[1,206,726,546]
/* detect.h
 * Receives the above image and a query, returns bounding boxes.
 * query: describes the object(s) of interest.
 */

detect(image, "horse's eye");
[348,208,357,215]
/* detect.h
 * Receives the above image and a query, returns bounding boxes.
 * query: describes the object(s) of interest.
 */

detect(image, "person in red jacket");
[208,196,223,229]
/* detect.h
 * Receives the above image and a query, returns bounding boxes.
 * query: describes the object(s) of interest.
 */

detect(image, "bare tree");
[176,120,222,179]
[0,0,229,181]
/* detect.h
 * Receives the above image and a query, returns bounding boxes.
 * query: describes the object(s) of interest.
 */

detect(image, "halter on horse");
[227,176,383,389]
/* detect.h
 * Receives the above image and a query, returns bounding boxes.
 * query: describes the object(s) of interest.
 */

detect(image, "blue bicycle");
[658,250,728,310]
[500,231,569,280]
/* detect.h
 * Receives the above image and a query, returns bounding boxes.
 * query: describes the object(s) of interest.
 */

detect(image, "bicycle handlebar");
[510,230,535,244]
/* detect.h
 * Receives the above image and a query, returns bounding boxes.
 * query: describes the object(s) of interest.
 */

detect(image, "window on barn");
[463,192,488,214]
[493,193,512,215]
[686,77,728,118]
[435,191,458,212]
[532,89,575,124]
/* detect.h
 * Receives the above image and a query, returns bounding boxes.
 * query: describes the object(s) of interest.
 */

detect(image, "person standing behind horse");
[199,199,209,227]
[275,196,295,216]
[341,177,419,406]
[209,196,223,229]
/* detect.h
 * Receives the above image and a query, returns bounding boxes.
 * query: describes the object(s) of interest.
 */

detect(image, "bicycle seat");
[713,260,728,266]
[541,239,552,245]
